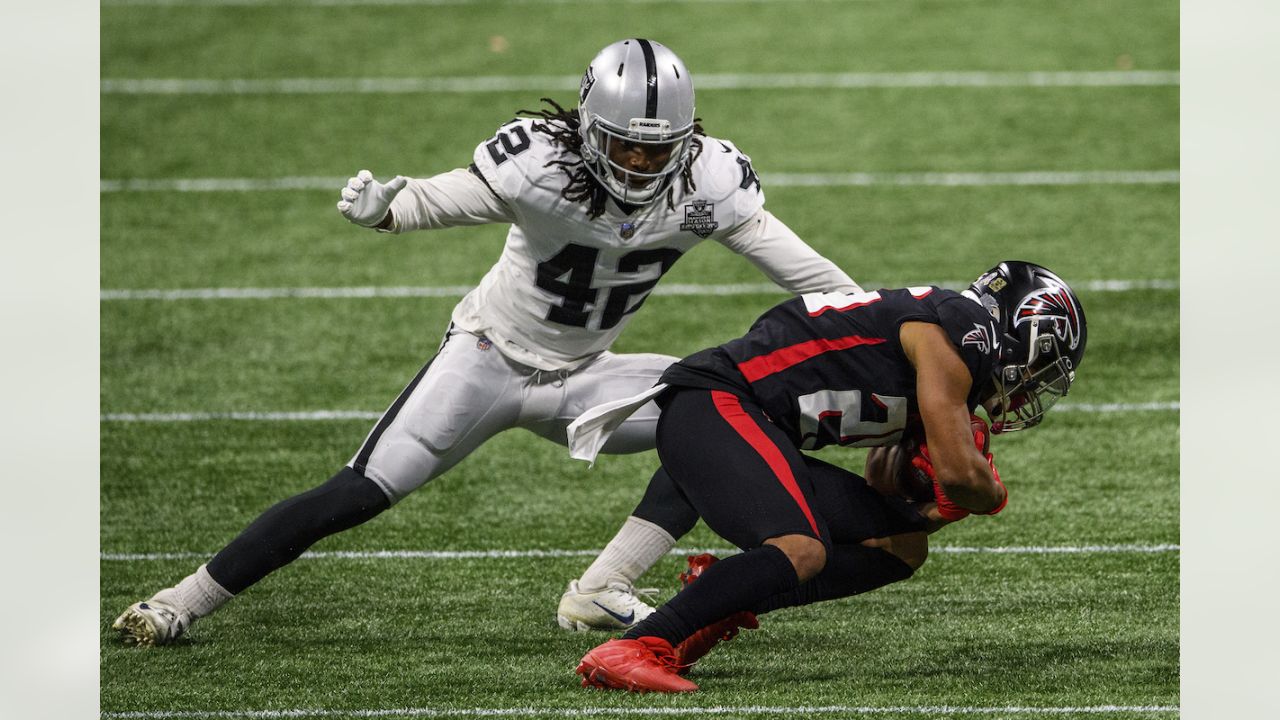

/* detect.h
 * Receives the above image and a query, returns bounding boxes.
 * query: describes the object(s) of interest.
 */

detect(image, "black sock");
[753,543,914,614]
[206,466,391,594]
[624,543,799,646]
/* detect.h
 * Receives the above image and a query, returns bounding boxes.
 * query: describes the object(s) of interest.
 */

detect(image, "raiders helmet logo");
[580,66,596,104]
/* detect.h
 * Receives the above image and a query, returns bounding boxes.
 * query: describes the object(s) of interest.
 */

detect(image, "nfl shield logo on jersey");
[619,222,637,239]
[680,200,719,238]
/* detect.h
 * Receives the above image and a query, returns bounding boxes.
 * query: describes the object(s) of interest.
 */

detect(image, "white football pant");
[349,326,675,502]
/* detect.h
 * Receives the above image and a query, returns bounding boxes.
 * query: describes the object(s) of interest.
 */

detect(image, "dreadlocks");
[518,98,705,219]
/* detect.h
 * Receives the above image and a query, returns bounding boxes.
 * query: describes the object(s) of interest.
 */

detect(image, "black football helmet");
[964,261,1087,433]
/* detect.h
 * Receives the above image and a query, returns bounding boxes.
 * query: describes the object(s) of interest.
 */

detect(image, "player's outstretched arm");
[337,169,407,229]
[719,209,862,294]
[901,321,1007,515]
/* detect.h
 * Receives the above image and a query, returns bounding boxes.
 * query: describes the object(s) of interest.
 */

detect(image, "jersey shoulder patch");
[684,135,765,228]
[470,117,567,202]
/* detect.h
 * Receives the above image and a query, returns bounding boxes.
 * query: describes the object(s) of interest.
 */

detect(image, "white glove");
[337,169,408,228]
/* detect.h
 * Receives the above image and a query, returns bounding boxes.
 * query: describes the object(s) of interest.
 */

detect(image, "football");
[895,415,991,503]
[896,430,935,503]
[864,427,932,501]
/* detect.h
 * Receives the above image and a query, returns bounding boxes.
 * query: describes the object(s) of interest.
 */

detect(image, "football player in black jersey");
[572,261,1088,693]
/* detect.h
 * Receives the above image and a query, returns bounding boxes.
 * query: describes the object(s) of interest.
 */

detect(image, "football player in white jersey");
[113,38,861,646]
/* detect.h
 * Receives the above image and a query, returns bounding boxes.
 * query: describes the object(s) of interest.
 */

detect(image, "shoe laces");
[144,600,191,636]
[637,638,689,673]
[656,651,689,674]
[604,580,659,605]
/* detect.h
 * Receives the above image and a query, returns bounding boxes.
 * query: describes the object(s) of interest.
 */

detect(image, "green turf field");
[101,1,1179,717]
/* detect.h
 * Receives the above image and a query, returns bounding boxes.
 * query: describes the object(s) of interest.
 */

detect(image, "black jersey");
[660,287,998,450]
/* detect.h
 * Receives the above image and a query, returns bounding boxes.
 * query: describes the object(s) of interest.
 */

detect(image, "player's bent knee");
[766,534,827,582]
[862,532,929,570]
[302,467,392,535]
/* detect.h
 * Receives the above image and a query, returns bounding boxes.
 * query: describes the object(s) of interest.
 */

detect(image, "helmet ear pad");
[577,38,697,206]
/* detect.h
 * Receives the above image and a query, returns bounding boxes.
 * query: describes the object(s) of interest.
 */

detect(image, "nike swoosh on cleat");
[591,602,634,625]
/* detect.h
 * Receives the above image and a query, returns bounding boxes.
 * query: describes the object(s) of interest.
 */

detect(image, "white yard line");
[767,170,1180,187]
[100,544,1179,562]
[99,170,1180,193]
[101,71,1178,95]
[99,279,1179,302]
[1055,401,1181,413]
[101,410,385,422]
[98,402,1178,424]
[99,402,1179,424]
[100,704,1180,719]
[100,286,480,300]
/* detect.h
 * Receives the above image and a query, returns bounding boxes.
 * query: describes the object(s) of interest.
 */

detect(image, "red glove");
[974,451,1008,515]
[968,415,1008,516]
[910,446,971,522]
[911,415,1008,520]
[970,413,991,454]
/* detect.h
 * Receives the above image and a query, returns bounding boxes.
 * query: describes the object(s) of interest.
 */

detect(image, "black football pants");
[644,387,923,614]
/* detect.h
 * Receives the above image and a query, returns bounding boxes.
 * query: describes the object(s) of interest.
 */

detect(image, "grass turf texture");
[102,553,1176,713]
[102,417,1177,709]
[101,0,1177,78]
[101,88,1177,179]
[101,411,1176,554]
[102,290,1177,412]
[102,186,1178,289]
[101,0,1178,716]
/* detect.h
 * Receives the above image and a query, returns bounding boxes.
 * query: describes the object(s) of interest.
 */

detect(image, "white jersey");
[388,117,860,371]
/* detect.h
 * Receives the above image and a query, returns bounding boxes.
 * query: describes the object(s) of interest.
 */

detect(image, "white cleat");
[112,591,192,647]
[557,579,657,631]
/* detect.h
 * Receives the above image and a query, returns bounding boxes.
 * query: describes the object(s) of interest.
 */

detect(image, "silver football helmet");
[577,39,696,206]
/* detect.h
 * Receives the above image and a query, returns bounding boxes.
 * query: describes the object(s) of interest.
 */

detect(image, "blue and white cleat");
[557,580,656,631]
[112,591,192,647]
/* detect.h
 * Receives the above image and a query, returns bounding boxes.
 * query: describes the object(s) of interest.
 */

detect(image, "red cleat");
[672,554,760,673]
[678,552,720,586]
[576,637,699,693]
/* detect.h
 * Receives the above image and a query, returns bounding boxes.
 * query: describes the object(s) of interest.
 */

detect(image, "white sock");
[160,564,234,619]
[578,516,676,591]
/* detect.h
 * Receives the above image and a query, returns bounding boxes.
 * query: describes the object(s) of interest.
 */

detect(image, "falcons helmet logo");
[1014,284,1084,351]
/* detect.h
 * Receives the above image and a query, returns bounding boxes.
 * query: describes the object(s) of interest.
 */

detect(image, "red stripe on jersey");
[736,335,886,383]
[710,390,821,538]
